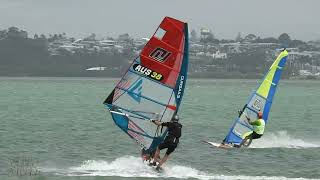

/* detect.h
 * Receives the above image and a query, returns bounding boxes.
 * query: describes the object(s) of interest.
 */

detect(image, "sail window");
[154,28,166,40]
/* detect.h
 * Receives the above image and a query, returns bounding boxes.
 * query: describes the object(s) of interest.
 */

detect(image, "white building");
[212,51,227,59]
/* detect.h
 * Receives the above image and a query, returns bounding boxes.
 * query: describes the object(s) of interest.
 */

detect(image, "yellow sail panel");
[256,50,288,98]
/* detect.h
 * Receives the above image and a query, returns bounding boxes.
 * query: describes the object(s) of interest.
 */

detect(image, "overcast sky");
[1,0,320,41]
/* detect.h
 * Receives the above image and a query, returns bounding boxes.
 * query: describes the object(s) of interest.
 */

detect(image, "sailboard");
[210,50,289,148]
[103,17,189,154]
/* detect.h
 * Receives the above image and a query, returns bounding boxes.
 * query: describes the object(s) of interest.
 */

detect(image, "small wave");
[251,131,320,149]
[46,156,316,180]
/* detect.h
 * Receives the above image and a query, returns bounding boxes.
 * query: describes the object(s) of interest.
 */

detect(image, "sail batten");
[115,86,170,107]
[104,17,188,151]
[109,107,154,121]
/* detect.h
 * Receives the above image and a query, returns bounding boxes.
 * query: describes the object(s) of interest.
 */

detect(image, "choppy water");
[0,77,319,180]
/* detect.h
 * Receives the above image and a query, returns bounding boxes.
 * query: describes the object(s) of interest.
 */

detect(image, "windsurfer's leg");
[149,150,157,162]
[157,154,169,168]
[154,141,170,163]
[240,135,251,147]
[141,149,150,162]
[242,136,249,144]
[153,147,161,163]
[240,132,255,147]
[251,132,262,139]
[157,144,176,168]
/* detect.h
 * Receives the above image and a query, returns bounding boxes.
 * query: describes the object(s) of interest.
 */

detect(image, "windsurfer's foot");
[233,144,241,148]
[156,165,162,171]
[149,162,157,166]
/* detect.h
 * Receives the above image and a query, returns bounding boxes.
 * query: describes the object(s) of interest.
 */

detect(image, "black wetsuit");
[158,121,182,155]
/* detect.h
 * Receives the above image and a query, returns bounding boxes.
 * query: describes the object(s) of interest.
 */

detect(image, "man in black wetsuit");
[151,114,182,170]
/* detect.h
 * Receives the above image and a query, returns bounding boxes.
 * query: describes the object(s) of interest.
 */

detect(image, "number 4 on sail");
[103,17,189,157]
[204,49,289,148]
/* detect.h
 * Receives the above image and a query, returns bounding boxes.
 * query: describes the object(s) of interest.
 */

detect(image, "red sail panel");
[140,17,186,88]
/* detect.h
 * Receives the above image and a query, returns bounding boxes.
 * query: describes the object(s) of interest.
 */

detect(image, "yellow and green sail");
[224,50,289,145]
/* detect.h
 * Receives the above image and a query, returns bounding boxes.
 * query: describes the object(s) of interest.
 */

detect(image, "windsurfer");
[211,50,288,149]
[237,112,265,147]
[150,114,182,170]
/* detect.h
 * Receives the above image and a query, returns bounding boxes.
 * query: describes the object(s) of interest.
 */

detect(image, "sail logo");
[149,47,171,62]
[177,75,184,99]
[133,64,163,81]
[252,99,262,111]
[128,78,143,103]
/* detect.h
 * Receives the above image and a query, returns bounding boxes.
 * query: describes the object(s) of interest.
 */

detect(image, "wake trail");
[42,156,317,180]
[250,131,320,149]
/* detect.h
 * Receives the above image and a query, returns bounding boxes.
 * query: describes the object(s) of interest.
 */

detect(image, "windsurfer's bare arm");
[151,120,162,126]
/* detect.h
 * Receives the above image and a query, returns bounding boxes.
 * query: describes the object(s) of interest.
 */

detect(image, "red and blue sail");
[104,17,189,152]
[224,50,289,145]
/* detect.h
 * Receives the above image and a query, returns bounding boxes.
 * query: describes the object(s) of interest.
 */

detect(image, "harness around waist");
[165,135,179,144]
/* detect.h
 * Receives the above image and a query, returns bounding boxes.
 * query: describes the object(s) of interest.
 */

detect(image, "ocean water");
[0,77,319,180]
